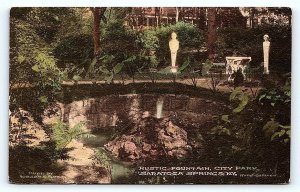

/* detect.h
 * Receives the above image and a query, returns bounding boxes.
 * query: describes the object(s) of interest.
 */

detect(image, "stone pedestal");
[171,66,178,73]
[225,56,251,81]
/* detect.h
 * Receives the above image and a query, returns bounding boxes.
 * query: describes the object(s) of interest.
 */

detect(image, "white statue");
[169,32,179,73]
[263,34,270,74]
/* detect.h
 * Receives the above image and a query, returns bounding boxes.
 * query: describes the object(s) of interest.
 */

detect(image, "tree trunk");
[197,8,206,30]
[207,8,217,61]
[155,7,161,27]
[91,8,100,57]
[91,7,106,57]
[175,7,179,23]
[158,7,161,26]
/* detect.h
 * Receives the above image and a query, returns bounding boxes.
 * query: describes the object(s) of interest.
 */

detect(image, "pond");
[80,128,135,183]
[64,93,231,184]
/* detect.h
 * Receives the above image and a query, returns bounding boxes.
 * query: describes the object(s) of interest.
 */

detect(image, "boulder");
[105,117,196,161]
[157,120,190,158]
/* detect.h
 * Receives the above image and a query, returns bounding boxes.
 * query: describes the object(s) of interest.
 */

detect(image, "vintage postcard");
[9,7,291,184]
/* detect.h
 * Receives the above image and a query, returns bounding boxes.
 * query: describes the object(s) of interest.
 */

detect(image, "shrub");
[53,34,94,70]
[51,120,94,149]
[232,68,244,88]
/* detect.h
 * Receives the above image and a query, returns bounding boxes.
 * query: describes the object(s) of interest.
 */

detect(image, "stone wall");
[44,94,229,130]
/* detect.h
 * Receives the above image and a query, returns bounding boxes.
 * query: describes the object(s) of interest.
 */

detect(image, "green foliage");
[38,95,48,104]
[139,30,159,51]
[93,148,111,169]
[229,88,249,113]
[10,8,70,112]
[99,55,124,84]
[201,60,213,76]
[258,77,291,107]
[206,81,290,178]
[178,59,189,73]
[72,75,82,82]
[10,7,92,89]
[30,53,64,106]
[263,119,290,143]
[158,66,173,74]
[51,120,94,149]
[157,21,204,49]
[100,21,145,82]
[102,21,137,57]
[177,57,201,87]
[201,60,222,92]
[221,115,230,123]
[133,136,143,147]
[28,8,81,43]
[113,62,124,74]
[210,125,231,136]
[10,18,50,85]
[53,34,94,70]
[31,52,64,89]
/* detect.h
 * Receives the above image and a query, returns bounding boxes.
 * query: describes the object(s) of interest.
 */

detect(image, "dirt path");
[11,79,261,96]
[57,139,111,184]
[61,79,261,96]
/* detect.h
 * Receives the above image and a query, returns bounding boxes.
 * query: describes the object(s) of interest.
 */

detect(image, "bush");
[232,68,244,87]
[206,79,290,181]
[10,18,55,85]
[53,33,94,70]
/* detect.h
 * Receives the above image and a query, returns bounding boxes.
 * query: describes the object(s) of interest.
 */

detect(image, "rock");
[119,141,140,161]
[105,135,141,161]
[142,111,150,118]
[121,141,137,155]
[142,143,151,152]
[150,149,158,156]
[165,121,177,136]
[105,117,196,161]
[157,119,191,158]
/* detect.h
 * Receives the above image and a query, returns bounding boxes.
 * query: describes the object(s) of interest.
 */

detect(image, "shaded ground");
[56,139,110,184]
[9,108,111,184]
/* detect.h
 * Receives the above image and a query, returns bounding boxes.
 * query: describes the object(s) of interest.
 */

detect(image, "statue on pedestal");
[169,32,179,73]
[263,34,270,74]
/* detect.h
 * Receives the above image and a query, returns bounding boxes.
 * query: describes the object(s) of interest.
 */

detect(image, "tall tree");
[207,8,217,60]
